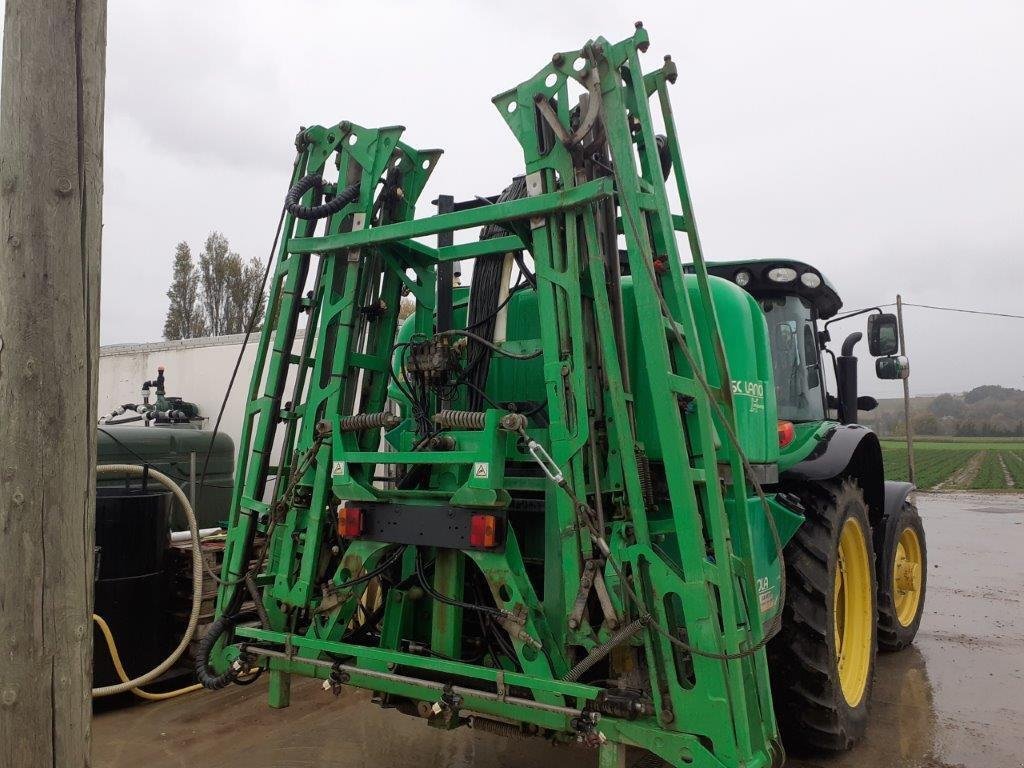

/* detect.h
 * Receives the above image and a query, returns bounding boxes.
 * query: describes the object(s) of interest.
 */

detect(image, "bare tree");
[227,255,266,333]
[398,294,416,320]
[163,242,206,339]
[198,231,235,336]
[189,231,265,337]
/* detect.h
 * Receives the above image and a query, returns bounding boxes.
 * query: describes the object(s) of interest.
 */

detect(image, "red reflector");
[469,514,499,549]
[778,420,795,448]
[337,506,363,538]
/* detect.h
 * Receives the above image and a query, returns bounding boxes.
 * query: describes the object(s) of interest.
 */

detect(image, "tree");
[164,231,265,338]
[163,242,206,340]
[911,412,939,436]
[198,231,236,336]
[928,393,962,419]
[228,254,266,333]
[398,294,416,320]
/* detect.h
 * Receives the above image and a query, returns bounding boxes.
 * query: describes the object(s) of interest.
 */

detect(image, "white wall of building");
[99,333,269,447]
[99,329,392,477]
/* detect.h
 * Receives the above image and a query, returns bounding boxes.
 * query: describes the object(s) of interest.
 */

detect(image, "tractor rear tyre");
[769,480,877,752]
[875,498,927,651]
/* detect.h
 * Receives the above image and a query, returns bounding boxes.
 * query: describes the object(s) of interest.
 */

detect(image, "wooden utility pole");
[0,2,107,766]
[896,294,916,485]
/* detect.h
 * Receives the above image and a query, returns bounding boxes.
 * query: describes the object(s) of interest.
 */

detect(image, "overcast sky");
[12,1,1023,397]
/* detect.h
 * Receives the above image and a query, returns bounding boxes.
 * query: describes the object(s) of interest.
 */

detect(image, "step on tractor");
[200,26,927,767]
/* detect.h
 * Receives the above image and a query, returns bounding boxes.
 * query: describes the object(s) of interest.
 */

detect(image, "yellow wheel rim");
[834,517,873,707]
[893,527,923,627]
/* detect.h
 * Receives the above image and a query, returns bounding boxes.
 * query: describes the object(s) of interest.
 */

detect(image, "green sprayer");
[200,26,927,767]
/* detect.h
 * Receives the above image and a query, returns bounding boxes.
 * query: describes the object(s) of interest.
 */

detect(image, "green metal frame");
[213,28,783,768]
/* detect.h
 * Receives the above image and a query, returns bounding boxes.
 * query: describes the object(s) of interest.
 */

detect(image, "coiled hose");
[285,173,360,221]
[194,614,240,690]
[92,465,202,697]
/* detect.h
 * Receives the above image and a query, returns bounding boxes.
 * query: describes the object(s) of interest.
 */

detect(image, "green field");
[881,438,1024,491]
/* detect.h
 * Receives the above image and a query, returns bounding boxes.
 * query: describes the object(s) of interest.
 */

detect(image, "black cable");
[903,302,1024,320]
[414,548,505,618]
[463,276,529,333]
[196,164,295,515]
[97,426,152,468]
[464,176,530,410]
[838,301,1024,321]
[334,545,406,591]
[311,545,407,617]
[434,329,542,360]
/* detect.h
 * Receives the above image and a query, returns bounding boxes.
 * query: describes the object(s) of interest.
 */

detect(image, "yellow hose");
[92,464,203,697]
[92,613,202,701]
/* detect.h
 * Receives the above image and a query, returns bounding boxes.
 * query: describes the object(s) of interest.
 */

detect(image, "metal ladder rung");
[666,373,699,399]
[349,352,387,372]
[240,496,270,515]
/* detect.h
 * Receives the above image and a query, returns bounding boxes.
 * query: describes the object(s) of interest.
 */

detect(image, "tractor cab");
[701,259,908,434]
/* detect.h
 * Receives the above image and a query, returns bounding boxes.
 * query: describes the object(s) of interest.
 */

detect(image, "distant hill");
[859,385,1024,438]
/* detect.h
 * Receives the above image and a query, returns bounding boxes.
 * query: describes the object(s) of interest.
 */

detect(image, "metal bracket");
[348,212,367,262]
[568,559,599,630]
[525,171,546,229]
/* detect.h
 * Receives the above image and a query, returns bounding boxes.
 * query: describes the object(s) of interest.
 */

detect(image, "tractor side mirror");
[876,355,910,380]
[857,395,878,412]
[867,313,899,356]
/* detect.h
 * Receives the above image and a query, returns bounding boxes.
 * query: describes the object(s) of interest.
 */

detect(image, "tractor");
[698,258,927,749]
[201,26,927,767]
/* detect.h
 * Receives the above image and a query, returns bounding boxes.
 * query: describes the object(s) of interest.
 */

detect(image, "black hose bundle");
[465,176,529,410]
[194,614,241,690]
[285,173,360,221]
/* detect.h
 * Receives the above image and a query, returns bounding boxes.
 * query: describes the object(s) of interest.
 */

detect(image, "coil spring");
[468,716,529,740]
[433,410,486,430]
[338,412,401,432]
[635,446,656,511]
[562,616,649,683]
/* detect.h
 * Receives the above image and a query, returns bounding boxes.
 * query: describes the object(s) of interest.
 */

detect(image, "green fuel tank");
[97,425,235,529]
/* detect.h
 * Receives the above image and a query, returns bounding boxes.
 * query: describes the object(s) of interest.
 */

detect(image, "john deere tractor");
[699,259,927,750]
[201,26,927,767]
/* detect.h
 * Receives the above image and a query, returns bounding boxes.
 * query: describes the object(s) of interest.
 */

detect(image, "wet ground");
[93,492,1024,767]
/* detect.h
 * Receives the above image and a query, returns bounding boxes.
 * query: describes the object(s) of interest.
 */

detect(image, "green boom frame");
[211,27,785,768]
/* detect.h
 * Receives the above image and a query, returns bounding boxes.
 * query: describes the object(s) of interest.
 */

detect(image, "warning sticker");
[473,462,490,479]
[331,461,347,477]
[756,577,777,613]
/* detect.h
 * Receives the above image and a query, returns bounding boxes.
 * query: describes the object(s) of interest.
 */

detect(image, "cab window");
[761,295,825,422]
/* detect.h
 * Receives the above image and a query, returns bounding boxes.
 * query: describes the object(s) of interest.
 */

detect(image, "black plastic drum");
[92,485,171,688]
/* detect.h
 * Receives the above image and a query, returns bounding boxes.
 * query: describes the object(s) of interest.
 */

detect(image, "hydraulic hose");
[92,464,202,697]
[92,613,202,701]
[285,173,360,221]
[194,614,240,690]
